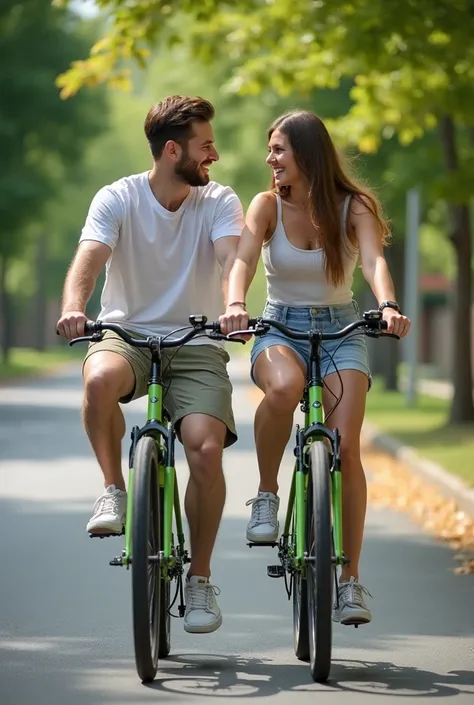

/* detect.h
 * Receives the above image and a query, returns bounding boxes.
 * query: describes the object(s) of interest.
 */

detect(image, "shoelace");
[187,582,221,612]
[246,495,277,526]
[93,491,122,517]
[339,580,373,607]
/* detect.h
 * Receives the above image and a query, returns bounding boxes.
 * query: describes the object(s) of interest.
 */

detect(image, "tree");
[54,0,474,422]
[0,1,107,360]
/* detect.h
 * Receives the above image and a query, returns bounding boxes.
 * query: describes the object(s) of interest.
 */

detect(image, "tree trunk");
[0,256,13,364]
[35,233,48,351]
[439,116,474,423]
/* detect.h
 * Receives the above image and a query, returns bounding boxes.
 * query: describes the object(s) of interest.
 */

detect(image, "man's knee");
[181,415,226,485]
[83,353,134,405]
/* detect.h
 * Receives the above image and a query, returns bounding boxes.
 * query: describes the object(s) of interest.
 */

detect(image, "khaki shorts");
[83,331,237,447]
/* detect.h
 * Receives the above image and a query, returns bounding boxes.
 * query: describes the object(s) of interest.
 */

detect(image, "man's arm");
[213,235,240,307]
[57,241,112,339]
[57,185,121,339]
[211,188,245,307]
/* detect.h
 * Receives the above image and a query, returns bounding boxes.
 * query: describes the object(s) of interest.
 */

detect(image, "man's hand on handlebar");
[56,311,88,340]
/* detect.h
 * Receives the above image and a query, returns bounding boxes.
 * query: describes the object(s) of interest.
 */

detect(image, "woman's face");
[266,128,299,187]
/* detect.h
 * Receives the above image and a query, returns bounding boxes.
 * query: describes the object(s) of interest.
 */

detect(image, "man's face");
[174,121,219,186]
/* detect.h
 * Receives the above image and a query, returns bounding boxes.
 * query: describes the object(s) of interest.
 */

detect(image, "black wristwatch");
[379,300,401,314]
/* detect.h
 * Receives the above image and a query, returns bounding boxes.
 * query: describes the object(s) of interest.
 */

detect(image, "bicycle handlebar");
[228,310,400,341]
[65,309,399,349]
[68,315,239,349]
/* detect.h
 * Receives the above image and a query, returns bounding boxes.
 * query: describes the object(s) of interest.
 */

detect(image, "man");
[57,95,243,634]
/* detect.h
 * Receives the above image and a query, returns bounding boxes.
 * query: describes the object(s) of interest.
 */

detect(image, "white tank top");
[262,193,358,306]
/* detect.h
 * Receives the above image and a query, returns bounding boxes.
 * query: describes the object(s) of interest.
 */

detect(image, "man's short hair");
[144,95,215,159]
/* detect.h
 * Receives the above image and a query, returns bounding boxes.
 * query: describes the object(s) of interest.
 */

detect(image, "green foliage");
[55,0,474,205]
[0,1,108,261]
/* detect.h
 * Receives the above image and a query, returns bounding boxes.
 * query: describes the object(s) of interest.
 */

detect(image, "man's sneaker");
[246,491,280,543]
[333,577,372,625]
[86,485,127,535]
[184,576,222,634]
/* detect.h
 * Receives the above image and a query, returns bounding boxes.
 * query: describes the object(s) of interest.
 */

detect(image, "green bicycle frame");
[121,350,186,570]
[283,334,344,572]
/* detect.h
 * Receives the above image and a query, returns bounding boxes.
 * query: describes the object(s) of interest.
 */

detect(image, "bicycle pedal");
[247,541,278,548]
[267,565,285,578]
[89,529,125,539]
[109,556,123,567]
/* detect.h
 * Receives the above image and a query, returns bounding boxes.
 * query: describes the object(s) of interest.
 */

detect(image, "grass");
[366,378,474,486]
[0,346,82,382]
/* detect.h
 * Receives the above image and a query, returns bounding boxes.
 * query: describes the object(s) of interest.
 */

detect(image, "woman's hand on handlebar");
[382,308,411,338]
[219,303,252,342]
[56,311,88,340]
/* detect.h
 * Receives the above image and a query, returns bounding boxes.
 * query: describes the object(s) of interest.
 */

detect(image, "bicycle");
[227,309,399,684]
[69,315,241,683]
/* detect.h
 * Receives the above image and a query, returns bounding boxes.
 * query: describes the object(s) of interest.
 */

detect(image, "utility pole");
[403,188,421,407]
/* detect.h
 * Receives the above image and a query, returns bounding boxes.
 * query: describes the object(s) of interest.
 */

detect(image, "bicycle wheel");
[158,488,171,658]
[132,436,161,683]
[292,512,310,661]
[306,440,333,683]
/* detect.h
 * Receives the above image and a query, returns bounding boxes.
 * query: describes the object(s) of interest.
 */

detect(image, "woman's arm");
[219,192,274,336]
[351,198,411,338]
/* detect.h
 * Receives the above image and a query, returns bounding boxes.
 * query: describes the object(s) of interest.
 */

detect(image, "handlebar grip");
[380,320,388,330]
[84,321,98,335]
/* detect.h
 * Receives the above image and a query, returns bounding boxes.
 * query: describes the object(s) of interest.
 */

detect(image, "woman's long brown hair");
[268,110,390,286]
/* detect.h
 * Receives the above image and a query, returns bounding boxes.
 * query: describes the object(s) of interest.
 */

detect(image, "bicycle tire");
[132,436,161,683]
[307,440,333,683]
[292,512,310,661]
[158,488,171,658]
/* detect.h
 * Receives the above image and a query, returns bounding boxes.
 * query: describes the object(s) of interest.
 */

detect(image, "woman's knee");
[264,375,304,412]
[256,357,305,411]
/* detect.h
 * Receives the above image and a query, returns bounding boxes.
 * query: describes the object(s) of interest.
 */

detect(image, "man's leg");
[83,351,134,490]
[162,344,236,634]
[82,333,149,535]
[180,414,227,578]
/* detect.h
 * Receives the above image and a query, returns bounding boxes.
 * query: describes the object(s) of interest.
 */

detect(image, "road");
[0,357,473,704]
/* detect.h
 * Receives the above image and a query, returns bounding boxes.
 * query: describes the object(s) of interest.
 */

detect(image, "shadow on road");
[148,652,474,698]
[1,496,474,704]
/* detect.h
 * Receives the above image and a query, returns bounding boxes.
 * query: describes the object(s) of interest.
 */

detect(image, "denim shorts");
[250,300,372,389]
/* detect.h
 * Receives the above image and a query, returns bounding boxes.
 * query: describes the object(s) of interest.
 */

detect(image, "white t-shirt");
[79,172,244,344]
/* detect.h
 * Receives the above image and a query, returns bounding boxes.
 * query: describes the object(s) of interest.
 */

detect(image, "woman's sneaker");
[184,576,222,633]
[86,485,127,535]
[246,491,280,543]
[333,576,372,625]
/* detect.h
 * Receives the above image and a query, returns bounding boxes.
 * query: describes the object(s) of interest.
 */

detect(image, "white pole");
[404,188,421,406]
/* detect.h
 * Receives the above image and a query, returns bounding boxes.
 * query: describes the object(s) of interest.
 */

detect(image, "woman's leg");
[323,368,372,623]
[247,345,306,542]
[253,345,306,493]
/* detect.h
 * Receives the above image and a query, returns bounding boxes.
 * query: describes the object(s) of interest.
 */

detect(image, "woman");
[220,110,410,626]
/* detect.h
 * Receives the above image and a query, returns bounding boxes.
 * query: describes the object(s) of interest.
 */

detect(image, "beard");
[175,148,210,187]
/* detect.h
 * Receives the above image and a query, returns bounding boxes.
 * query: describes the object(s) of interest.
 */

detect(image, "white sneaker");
[246,491,280,543]
[184,576,222,634]
[86,485,127,535]
[333,577,372,625]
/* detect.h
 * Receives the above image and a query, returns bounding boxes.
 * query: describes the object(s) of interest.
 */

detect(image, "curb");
[362,420,474,520]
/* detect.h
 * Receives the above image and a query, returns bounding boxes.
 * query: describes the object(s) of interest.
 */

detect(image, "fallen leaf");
[363,440,474,575]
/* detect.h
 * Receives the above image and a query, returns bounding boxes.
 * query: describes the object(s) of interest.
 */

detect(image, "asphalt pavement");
[0,357,473,704]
